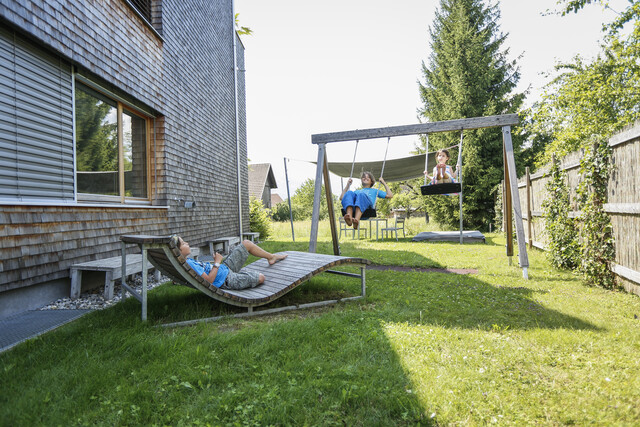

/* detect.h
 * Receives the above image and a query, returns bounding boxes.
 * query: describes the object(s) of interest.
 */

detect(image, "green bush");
[272,201,305,222]
[542,158,580,270]
[249,198,272,240]
[576,140,616,288]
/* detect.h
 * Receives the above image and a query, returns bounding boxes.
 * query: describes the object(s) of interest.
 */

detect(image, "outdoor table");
[365,218,388,241]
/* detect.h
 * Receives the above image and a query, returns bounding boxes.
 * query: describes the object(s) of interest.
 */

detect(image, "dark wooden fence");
[517,123,640,296]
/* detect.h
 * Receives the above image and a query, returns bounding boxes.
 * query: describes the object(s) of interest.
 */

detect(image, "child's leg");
[242,240,287,265]
[341,191,357,225]
[353,207,363,229]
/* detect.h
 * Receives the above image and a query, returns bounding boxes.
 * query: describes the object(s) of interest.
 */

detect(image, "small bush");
[272,201,305,222]
[249,198,272,240]
[542,157,580,270]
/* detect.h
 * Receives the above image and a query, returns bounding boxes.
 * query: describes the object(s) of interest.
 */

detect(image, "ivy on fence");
[542,157,580,269]
[576,139,616,288]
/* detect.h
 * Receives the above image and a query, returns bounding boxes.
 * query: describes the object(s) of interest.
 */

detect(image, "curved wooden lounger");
[120,234,371,323]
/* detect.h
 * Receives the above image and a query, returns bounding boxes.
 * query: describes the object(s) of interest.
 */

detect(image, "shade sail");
[322,151,447,182]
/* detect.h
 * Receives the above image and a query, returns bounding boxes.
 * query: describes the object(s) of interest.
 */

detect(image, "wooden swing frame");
[309,114,530,279]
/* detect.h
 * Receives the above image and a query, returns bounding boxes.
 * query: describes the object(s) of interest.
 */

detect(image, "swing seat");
[341,207,377,220]
[421,182,461,196]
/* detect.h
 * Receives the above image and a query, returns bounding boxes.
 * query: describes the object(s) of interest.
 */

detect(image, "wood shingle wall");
[517,123,640,295]
[0,205,169,292]
[0,0,249,312]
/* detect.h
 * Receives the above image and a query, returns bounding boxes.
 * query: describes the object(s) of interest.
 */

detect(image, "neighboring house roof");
[271,193,283,206]
[248,163,278,200]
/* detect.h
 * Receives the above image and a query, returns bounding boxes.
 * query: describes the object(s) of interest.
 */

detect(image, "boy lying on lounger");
[177,237,287,290]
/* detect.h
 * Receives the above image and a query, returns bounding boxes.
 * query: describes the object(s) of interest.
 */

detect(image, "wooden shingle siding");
[0,205,169,293]
[1,0,249,307]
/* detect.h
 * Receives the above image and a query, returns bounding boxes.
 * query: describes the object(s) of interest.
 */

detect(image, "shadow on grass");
[121,244,599,333]
[0,247,597,425]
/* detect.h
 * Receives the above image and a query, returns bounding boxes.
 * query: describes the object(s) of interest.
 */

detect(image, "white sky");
[235,0,624,197]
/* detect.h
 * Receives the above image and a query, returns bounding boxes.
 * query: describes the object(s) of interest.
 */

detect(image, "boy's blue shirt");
[186,258,229,288]
[360,187,386,206]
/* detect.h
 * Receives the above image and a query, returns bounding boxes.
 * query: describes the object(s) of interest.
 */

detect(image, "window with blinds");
[127,0,152,23]
[0,27,75,203]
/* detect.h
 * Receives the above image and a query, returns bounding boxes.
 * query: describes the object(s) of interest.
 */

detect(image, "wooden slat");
[604,203,640,214]
[609,124,640,147]
[312,114,519,144]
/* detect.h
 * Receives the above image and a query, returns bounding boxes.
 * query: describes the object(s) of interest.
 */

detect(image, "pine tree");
[417,0,524,230]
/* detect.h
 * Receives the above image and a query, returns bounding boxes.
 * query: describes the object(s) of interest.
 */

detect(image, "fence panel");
[516,123,640,295]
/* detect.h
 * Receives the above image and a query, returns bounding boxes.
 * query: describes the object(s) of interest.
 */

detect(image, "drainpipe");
[231,0,243,236]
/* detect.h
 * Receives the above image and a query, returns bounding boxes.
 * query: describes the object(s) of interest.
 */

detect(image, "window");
[75,82,149,202]
[127,0,152,23]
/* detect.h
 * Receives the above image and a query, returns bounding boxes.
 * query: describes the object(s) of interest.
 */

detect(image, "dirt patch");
[368,265,478,275]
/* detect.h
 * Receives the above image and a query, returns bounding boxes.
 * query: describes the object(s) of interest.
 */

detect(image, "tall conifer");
[418,0,524,230]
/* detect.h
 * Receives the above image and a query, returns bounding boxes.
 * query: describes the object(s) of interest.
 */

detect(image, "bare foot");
[352,218,359,230]
[344,214,352,226]
[268,253,288,265]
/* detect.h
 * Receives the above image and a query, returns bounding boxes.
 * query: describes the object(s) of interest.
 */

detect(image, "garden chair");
[381,216,406,241]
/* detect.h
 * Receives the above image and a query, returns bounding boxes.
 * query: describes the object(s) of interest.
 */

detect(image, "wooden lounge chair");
[120,234,371,325]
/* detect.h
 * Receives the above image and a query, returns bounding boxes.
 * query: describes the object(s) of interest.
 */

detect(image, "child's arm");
[200,252,224,284]
[340,178,353,200]
[379,177,393,199]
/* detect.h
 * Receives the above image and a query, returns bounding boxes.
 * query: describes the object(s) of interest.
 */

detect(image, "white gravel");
[39,273,171,311]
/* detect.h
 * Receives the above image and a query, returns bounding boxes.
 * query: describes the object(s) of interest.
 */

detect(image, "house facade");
[248,163,277,209]
[0,0,249,316]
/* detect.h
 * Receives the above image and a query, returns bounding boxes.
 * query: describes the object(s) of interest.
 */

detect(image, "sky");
[234,0,625,198]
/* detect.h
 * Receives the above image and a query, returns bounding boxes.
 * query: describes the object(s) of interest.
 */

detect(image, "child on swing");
[424,149,458,184]
[340,171,393,230]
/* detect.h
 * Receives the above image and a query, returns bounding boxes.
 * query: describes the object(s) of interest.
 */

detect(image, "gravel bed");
[39,273,170,311]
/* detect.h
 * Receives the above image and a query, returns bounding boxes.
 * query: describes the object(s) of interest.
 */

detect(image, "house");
[271,193,284,207]
[0,0,250,317]
[248,163,278,209]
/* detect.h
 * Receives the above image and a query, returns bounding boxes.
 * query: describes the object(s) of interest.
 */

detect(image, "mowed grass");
[1,218,639,425]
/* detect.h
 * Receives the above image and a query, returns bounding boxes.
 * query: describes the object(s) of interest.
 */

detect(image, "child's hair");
[436,149,450,160]
[360,171,376,187]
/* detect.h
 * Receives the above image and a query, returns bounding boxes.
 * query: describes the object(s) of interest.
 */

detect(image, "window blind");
[0,27,75,202]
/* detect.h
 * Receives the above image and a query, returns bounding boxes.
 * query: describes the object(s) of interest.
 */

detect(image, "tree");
[526,5,640,164]
[290,179,338,220]
[417,0,525,230]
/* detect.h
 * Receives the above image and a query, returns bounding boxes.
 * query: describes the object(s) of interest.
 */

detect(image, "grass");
[1,218,640,425]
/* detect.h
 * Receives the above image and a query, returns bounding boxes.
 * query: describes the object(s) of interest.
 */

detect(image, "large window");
[75,83,149,202]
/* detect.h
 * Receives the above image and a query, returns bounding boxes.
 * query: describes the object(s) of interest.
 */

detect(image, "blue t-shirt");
[186,258,229,288]
[360,187,386,206]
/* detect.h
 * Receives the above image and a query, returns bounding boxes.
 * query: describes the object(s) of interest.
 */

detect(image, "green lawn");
[1,218,639,425]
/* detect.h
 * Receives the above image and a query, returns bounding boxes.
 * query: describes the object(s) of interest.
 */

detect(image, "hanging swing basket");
[421,182,462,196]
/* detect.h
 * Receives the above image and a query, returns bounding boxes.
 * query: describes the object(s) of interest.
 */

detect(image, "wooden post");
[503,144,513,262]
[309,143,326,253]
[323,150,340,255]
[526,166,532,248]
[502,126,530,278]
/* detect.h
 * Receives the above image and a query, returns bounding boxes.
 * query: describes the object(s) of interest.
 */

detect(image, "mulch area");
[368,265,478,275]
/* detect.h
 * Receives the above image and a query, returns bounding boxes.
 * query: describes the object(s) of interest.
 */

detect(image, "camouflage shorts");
[221,244,261,290]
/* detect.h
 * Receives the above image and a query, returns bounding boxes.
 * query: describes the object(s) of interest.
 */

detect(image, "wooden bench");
[206,236,240,255]
[70,248,199,299]
[242,231,260,242]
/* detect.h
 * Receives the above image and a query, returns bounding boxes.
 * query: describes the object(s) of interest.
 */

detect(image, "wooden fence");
[517,123,640,296]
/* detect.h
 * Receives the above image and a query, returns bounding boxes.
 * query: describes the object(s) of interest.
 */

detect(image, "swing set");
[309,114,530,279]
